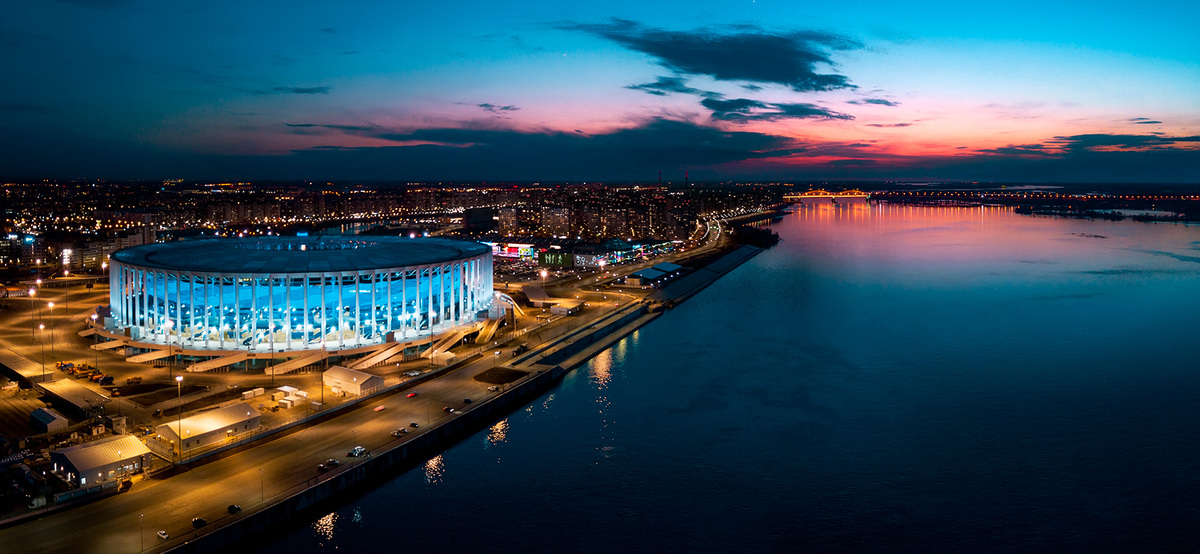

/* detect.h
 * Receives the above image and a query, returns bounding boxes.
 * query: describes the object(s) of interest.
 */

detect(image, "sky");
[2,0,1199,183]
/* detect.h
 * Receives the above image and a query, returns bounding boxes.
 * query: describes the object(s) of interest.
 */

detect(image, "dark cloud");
[701,97,852,123]
[564,19,859,92]
[866,122,913,127]
[625,76,707,96]
[1051,133,1200,151]
[271,86,331,95]
[284,123,373,132]
[848,98,900,107]
[287,118,804,180]
[978,145,1056,157]
[476,103,520,114]
[1128,117,1162,125]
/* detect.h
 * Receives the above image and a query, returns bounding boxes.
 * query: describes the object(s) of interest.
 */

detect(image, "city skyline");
[2,1,1198,182]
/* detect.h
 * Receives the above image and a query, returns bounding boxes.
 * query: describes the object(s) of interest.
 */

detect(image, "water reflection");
[486,419,508,446]
[424,454,445,484]
[590,348,613,389]
[313,511,337,540]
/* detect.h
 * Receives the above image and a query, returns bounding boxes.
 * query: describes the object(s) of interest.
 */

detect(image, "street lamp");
[47,302,54,361]
[28,288,36,341]
[63,269,69,312]
[90,313,99,375]
[260,467,264,503]
[540,269,548,289]
[175,375,183,463]
[38,324,45,380]
[140,513,144,551]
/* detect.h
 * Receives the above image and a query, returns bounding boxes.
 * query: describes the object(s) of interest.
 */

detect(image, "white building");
[323,366,385,396]
[51,434,151,487]
[155,402,261,457]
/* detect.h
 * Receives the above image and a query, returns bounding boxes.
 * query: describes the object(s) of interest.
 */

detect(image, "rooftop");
[54,434,150,474]
[155,402,259,441]
[111,236,490,273]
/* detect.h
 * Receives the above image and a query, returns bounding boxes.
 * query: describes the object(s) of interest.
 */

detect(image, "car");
[406,392,418,398]
[157,530,169,540]
[373,405,386,412]
[463,397,472,404]
[442,406,452,412]
[391,428,408,437]
[227,504,241,514]
[488,386,500,392]
[192,517,207,528]
[317,458,341,472]
[410,422,420,428]
[347,446,366,457]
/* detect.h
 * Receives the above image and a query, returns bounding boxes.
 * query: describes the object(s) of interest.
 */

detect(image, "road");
[0,348,515,554]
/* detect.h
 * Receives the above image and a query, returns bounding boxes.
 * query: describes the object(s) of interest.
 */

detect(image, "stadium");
[105,236,493,354]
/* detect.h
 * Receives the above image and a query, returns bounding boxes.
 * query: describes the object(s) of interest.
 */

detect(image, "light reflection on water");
[485,419,508,446]
[423,454,444,484]
[312,512,337,540]
[264,204,1200,553]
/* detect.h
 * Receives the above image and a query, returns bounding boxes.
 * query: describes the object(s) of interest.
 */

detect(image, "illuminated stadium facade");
[107,236,493,353]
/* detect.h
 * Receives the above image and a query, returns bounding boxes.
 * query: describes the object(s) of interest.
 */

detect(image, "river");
[258,202,1200,552]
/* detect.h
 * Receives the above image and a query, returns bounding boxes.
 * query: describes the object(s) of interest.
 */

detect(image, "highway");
[0,351,510,554]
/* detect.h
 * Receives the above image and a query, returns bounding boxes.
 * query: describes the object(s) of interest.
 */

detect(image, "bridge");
[783,189,871,202]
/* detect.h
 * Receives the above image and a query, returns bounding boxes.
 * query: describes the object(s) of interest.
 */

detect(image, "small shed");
[51,434,151,487]
[31,408,69,434]
[323,366,385,396]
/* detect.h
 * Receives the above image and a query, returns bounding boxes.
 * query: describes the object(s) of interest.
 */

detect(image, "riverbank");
[169,243,768,553]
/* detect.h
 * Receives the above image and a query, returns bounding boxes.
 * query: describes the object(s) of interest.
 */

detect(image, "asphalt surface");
[0,351,509,554]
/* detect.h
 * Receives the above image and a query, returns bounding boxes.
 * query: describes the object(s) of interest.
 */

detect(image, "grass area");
[473,367,527,384]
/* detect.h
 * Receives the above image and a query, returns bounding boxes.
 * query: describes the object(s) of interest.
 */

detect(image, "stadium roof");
[54,434,150,474]
[111,236,490,273]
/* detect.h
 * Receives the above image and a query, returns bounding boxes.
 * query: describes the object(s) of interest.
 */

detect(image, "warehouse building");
[154,402,261,458]
[51,434,151,487]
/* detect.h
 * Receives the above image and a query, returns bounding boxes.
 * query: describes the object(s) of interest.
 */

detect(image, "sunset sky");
[2,0,1198,182]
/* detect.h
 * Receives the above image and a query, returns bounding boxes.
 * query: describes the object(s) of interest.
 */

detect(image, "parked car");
[192,517,207,528]
[410,422,420,428]
[346,446,366,457]
[227,504,241,514]
[463,398,472,404]
[126,376,142,385]
[157,530,169,540]
[406,392,418,398]
[391,428,408,437]
[373,405,386,412]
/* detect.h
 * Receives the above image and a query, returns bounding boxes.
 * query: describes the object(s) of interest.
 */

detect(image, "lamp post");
[47,301,55,361]
[90,313,99,374]
[259,467,264,503]
[28,288,36,341]
[63,269,69,312]
[140,513,144,551]
[175,375,183,463]
[38,324,45,381]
